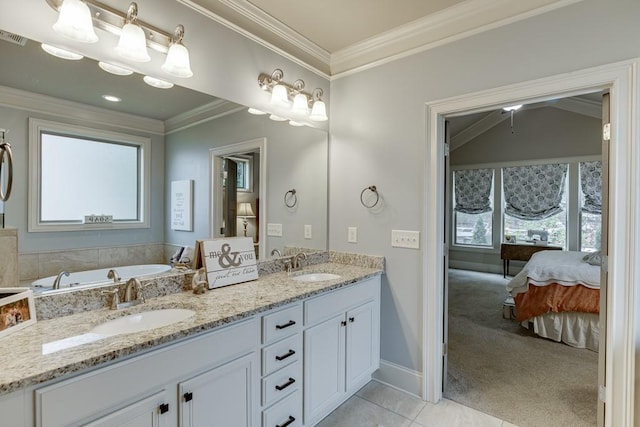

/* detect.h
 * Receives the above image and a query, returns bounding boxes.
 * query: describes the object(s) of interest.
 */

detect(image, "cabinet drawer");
[262,391,302,427]
[262,361,302,407]
[262,304,303,345]
[262,334,302,376]
[305,277,378,326]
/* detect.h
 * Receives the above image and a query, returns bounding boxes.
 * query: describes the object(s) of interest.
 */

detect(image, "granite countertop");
[0,262,382,395]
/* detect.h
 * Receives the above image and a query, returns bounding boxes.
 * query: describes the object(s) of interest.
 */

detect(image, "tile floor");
[316,381,518,427]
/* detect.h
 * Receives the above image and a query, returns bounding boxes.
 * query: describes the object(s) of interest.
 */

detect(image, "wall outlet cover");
[348,227,357,243]
[304,224,312,239]
[267,223,283,237]
[391,230,420,249]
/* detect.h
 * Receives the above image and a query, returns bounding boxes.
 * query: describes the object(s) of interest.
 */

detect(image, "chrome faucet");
[270,249,282,258]
[107,269,121,283]
[52,271,70,290]
[292,252,308,270]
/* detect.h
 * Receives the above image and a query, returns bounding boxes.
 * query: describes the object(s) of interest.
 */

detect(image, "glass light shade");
[270,84,289,107]
[269,114,287,122]
[289,120,304,127]
[291,93,309,115]
[162,43,193,78]
[247,108,266,115]
[41,43,83,60]
[98,62,133,76]
[143,76,173,89]
[115,23,150,62]
[53,0,98,43]
[309,100,328,121]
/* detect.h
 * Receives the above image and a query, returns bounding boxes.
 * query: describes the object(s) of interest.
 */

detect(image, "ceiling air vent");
[0,30,27,46]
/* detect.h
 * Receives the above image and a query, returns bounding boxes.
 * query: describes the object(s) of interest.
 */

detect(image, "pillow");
[583,250,602,266]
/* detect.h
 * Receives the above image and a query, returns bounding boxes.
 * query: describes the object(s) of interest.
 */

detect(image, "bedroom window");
[579,161,602,252]
[453,168,493,246]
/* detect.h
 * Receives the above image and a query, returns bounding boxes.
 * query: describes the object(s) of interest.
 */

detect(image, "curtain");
[580,161,602,214]
[453,169,493,214]
[503,163,568,220]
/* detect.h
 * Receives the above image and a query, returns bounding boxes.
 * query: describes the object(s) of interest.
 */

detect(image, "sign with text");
[171,180,193,231]
[194,237,258,289]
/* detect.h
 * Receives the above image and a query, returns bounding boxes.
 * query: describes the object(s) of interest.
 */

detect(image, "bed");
[506,250,601,351]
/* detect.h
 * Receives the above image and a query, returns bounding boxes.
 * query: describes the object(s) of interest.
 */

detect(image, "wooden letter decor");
[193,237,259,289]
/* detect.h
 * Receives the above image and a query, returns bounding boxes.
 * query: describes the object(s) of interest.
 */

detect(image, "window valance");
[453,168,493,214]
[503,163,567,220]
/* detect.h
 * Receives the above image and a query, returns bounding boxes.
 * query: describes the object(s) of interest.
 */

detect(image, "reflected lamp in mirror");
[237,202,255,237]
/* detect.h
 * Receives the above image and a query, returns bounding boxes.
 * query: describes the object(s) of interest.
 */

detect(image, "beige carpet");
[444,269,598,427]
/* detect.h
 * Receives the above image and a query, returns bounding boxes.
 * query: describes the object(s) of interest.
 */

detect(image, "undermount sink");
[90,308,195,336]
[291,273,341,282]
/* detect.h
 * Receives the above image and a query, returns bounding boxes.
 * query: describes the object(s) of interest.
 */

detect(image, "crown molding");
[0,85,164,135]
[164,99,246,134]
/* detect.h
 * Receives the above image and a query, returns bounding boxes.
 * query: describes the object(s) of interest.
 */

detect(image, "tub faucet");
[107,269,121,283]
[52,271,70,290]
[270,249,282,258]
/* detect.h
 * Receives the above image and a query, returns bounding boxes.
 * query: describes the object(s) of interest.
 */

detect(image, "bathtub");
[32,264,172,291]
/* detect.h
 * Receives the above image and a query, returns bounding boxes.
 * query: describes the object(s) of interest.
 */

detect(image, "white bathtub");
[32,264,172,290]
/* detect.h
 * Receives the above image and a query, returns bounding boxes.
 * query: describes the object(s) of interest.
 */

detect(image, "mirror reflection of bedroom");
[444,91,605,427]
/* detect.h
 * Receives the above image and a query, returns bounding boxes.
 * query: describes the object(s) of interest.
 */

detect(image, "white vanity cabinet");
[303,277,381,426]
[34,318,259,427]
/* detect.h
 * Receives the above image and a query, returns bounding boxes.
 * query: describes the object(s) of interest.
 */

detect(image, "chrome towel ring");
[360,185,379,208]
[0,129,13,202]
[284,189,297,208]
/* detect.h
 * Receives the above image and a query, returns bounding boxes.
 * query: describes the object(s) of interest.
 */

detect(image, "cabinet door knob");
[341,320,347,326]
[276,415,296,427]
[349,317,355,323]
[184,392,193,402]
[275,377,296,391]
[275,349,296,361]
[158,403,169,414]
[276,320,296,330]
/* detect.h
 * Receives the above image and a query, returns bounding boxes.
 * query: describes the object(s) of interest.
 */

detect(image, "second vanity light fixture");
[253,69,328,124]
[45,0,193,88]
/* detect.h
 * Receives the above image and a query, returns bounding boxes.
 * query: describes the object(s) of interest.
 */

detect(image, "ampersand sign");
[218,243,243,268]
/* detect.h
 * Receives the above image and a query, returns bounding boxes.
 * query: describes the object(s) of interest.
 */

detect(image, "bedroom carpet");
[445,268,598,427]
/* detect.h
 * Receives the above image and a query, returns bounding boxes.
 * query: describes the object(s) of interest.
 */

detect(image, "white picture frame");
[0,288,36,338]
[171,180,193,231]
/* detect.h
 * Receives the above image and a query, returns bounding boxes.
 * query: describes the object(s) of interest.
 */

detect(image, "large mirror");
[0,34,328,284]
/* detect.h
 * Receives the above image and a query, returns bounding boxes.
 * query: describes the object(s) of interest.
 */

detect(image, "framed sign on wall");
[171,180,193,231]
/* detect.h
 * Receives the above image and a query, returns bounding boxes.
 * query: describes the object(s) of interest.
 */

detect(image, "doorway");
[422,60,638,427]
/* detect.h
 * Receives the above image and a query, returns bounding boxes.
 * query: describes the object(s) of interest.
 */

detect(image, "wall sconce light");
[45,0,193,87]
[257,69,328,122]
[237,202,256,237]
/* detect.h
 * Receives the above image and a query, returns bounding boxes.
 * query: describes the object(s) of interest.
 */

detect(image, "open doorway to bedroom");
[442,92,605,427]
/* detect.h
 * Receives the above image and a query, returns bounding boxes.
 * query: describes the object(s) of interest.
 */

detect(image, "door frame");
[210,138,267,260]
[423,59,639,427]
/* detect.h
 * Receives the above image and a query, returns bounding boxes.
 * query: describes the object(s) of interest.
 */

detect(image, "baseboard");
[448,259,525,276]
[373,359,423,399]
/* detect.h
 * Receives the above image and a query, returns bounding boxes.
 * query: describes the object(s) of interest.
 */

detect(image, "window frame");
[28,118,151,232]
[226,155,253,193]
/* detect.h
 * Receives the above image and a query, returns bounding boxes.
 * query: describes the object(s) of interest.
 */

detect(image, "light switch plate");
[304,225,312,239]
[348,227,357,243]
[391,230,420,249]
[267,223,283,237]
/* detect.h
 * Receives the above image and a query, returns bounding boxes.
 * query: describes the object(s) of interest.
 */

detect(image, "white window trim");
[28,118,151,232]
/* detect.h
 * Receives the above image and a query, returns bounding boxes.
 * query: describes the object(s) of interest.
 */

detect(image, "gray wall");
[328,0,640,376]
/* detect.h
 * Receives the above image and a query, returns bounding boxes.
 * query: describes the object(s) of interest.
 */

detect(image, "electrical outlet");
[391,230,420,249]
[348,227,357,243]
[304,225,312,239]
[267,223,283,237]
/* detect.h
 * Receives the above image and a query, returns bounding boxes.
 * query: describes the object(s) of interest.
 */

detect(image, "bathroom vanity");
[0,261,382,427]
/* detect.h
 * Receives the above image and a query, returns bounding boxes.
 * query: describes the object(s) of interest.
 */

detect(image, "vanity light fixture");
[52,0,98,43]
[41,43,84,60]
[98,61,133,76]
[161,25,193,78]
[289,120,304,127]
[247,108,267,115]
[269,114,287,122]
[115,3,150,62]
[143,76,174,89]
[291,80,309,115]
[309,88,328,122]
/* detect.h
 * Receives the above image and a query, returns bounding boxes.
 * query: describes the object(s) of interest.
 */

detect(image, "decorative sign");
[171,180,193,231]
[84,215,113,224]
[193,237,258,289]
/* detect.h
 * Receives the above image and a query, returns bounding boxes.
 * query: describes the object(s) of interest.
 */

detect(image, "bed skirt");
[522,311,599,352]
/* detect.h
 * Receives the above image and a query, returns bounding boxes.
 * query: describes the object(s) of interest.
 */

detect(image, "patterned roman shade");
[580,161,602,214]
[453,169,493,214]
[502,163,568,220]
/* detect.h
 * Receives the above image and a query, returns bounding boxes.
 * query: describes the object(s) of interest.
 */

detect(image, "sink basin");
[291,273,341,282]
[90,308,195,336]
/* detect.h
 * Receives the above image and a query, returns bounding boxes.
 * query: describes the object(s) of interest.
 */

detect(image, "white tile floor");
[316,381,518,427]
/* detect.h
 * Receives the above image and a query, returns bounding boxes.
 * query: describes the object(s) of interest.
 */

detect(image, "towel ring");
[360,185,379,208]
[284,189,297,208]
[0,130,13,202]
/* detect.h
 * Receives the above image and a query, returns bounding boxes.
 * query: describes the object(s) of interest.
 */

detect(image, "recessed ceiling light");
[143,75,173,89]
[98,61,133,76]
[247,108,266,115]
[41,43,83,60]
[102,95,121,102]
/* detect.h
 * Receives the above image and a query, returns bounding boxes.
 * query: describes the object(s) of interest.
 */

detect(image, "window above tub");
[28,118,150,232]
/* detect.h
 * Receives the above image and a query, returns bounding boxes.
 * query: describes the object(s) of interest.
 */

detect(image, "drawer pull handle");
[276,320,296,330]
[341,320,347,327]
[276,415,296,427]
[184,392,193,402]
[158,403,169,415]
[275,377,296,391]
[276,349,296,361]
[349,317,355,323]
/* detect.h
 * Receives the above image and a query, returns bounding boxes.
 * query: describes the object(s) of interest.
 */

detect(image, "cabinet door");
[84,390,171,427]
[303,313,346,424]
[345,301,378,389]
[179,353,258,427]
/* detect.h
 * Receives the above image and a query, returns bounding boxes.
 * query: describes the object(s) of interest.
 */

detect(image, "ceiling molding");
[164,100,245,134]
[450,110,508,151]
[0,85,164,135]
[553,96,601,119]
